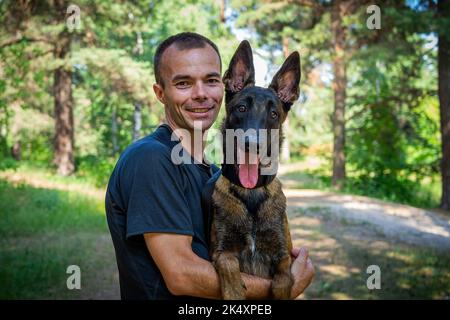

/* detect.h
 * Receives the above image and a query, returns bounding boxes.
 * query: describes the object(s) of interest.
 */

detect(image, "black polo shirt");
[105,124,219,300]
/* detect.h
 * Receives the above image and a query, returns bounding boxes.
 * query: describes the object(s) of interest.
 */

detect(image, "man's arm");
[144,233,314,299]
[144,233,271,299]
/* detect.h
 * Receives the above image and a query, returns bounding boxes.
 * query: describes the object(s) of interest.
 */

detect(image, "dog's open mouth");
[237,147,259,189]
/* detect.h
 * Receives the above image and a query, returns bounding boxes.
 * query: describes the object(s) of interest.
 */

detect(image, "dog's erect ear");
[269,51,301,112]
[223,40,255,95]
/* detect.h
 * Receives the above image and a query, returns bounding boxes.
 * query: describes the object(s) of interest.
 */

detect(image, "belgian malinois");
[206,40,301,300]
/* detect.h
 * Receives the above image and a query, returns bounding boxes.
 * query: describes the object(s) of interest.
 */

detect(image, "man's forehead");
[160,44,221,78]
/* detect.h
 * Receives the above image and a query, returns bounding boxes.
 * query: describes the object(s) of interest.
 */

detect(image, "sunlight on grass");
[0,180,106,237]
[293,207,450,299]
[0,162,106,200]
[0,170,117,299]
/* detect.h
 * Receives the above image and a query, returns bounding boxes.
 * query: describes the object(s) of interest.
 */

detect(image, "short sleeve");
[124,144,194,239]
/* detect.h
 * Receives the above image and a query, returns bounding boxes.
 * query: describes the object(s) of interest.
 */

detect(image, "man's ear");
[153,83,165,104]
[269,51,301,112]
[222,40,255,97]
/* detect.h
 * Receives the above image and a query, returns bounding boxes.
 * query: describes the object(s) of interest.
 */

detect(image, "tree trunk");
[281,36,291,163]
[331,0,347,189]
[219,0,226,23]
[11,141,21,160]
[439,0,450,211]
[133,102,142,142]
[111,104,119,156]
[0,106,10,157]
[53,29,75,176]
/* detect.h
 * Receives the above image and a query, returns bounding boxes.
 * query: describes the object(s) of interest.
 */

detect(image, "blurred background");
[0,0,449,299]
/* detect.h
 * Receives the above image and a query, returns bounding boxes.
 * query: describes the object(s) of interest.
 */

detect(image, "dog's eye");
[270,111,278,119]
[238,105,247,113]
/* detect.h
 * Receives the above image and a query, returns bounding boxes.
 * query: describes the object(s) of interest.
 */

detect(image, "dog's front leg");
[271,254,293,300]
[212,251,246,300]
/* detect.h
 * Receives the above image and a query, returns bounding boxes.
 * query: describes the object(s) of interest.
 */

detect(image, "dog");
[202,40,301,300]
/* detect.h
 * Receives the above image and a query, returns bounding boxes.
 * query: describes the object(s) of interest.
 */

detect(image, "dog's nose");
[244,135,259,153]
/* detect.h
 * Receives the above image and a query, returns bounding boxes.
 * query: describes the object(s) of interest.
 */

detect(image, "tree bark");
[11,141,21,160]
[133,102,142,142]
[53,28,75,176]
[219,0,226,23]
[438,0,450,211]
[331,0,347,189]
[111,104,119,156]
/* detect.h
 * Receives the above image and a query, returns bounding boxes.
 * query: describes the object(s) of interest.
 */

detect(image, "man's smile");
[185,105,216,115]
[189,108,211,113]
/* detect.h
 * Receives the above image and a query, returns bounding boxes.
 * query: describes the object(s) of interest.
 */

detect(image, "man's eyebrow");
[171,72,221,83]
[171,74,192,82]
[205,72,221,78]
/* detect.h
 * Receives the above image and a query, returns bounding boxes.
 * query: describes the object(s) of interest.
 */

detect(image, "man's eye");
[176,81,189,87]
[237,105,246,112]
[207,78,220,84]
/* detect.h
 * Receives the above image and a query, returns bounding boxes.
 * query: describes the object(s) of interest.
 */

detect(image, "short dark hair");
[153,32,222,86]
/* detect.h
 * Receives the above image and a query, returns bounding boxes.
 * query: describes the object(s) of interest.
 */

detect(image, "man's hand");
[290,247,315,299]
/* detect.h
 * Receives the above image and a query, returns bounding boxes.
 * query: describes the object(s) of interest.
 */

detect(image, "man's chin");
[188,119,215,131]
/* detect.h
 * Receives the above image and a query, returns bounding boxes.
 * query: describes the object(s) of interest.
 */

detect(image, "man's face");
[153,44,223,132]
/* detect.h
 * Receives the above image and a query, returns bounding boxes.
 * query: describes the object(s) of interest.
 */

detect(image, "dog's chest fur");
[211,176,288,278]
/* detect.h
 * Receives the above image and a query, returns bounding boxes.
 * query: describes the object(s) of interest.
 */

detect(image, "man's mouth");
[186,106,214,113]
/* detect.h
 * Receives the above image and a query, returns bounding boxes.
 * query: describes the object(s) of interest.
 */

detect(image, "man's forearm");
[241,273,271,299]
[177,255,271,299]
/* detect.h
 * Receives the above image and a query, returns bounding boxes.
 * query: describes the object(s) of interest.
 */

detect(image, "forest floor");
[1,165,449,299]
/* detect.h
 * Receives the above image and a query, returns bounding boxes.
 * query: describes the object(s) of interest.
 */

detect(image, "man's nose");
[192,82,207,100]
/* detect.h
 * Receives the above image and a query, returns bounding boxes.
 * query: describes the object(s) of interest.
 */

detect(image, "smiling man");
[105,32,314,300]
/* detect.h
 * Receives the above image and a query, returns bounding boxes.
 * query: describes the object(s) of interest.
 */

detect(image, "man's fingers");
[291,247,301,258]
[297,247,309,269]
[305,258,315,284]
[299,247,309,258]
[291,246,309,261]
[289,255,315,299]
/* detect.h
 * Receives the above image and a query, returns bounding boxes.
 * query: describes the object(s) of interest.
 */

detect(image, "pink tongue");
[238,150,259,189]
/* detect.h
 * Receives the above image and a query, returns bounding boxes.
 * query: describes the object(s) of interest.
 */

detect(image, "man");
[105,32,314,300]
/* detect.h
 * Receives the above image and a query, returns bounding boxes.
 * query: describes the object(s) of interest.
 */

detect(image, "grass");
[0,169,118,299]
[280,168,442,209]
[1,164,448,299]
[0,180,106,237]
[290,207,450,299]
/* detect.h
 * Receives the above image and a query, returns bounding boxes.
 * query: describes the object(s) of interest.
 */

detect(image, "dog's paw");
[222,280,246,300]
[271,273,293,300]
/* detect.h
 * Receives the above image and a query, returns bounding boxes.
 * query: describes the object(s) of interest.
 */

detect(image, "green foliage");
[345,5,440,201]
[0,0,235,177]
[0,157,18,171]
[282,165,440,208]
[0,0,446,210]
[76,155,116,187]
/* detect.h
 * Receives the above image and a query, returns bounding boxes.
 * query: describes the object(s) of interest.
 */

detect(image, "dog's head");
[221,40,301,189]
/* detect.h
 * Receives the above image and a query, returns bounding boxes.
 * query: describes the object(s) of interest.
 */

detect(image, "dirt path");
[283,187,450,251]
